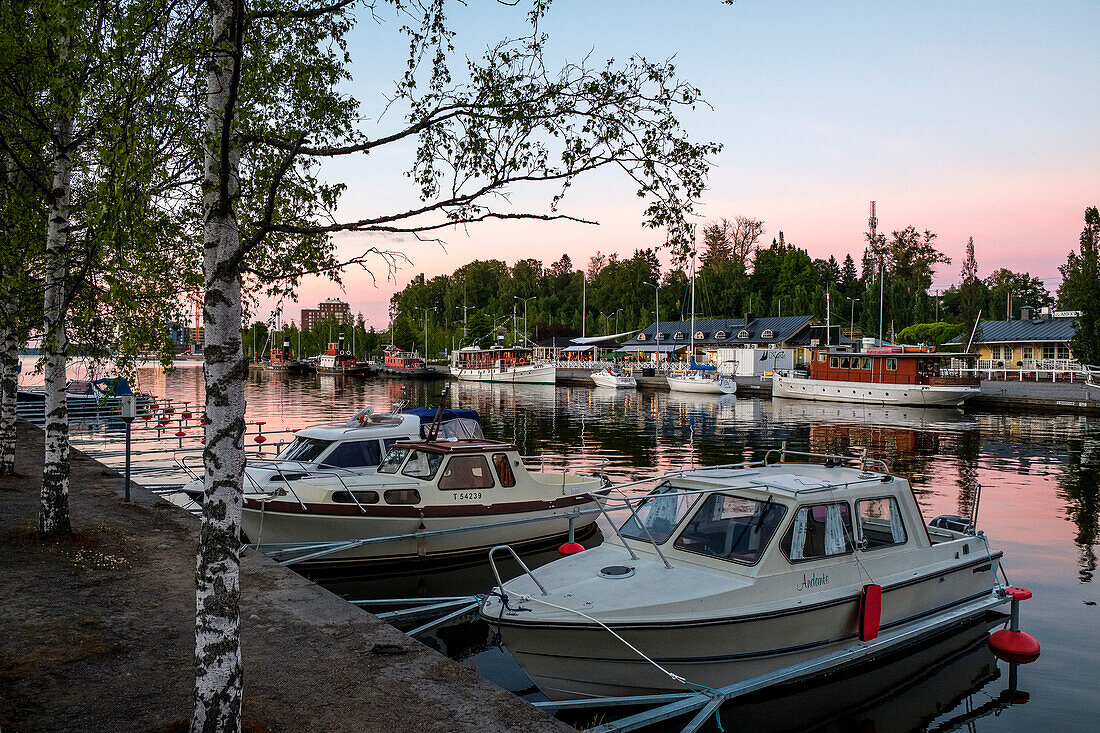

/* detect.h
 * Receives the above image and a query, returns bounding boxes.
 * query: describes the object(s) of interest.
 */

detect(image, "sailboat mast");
[690,238,696,368]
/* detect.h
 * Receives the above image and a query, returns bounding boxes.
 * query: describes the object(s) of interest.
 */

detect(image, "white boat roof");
[293,413,420,441]
[666,462,896,500]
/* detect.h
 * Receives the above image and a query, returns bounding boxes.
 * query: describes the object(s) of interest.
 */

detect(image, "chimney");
[744,312,755,326]
[1020,306,1034,321]
[1040,306,1053,320]
[338,333,346,353]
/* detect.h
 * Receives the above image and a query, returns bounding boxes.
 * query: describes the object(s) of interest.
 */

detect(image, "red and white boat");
[316,335,372,376]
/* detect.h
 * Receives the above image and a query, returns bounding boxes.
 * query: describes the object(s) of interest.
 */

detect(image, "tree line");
[389,211,1100,358]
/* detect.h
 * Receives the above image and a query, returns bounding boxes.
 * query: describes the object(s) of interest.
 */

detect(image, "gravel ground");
[0,421,568,733]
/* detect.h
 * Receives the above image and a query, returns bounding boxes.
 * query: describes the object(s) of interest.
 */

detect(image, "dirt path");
[0,421,568,732]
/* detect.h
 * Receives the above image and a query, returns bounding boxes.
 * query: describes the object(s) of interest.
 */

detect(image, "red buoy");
[989,586,1040,662]
[175,430,186,438]
[558,542,585,555]
[254,434,266,444]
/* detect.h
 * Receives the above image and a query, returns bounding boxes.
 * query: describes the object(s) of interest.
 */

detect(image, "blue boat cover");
[689,358,716,371]
[402,407,481,424]
[92,377,134,395]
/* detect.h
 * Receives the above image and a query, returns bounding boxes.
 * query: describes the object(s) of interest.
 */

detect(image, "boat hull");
[452,363,557,384]
[316,365,373,376]
[772,375,979,406]
[242,496,598,563]
[490,552,1001,700]
[590,372,637,389]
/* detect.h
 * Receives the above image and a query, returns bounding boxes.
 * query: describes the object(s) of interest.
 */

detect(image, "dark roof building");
[944,308,1080,368]
[620,315,849,356]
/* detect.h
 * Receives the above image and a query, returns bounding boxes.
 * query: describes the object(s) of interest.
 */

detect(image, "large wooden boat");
[450,346,556,384]
[381,345,437,378]
[772,349,979,406]
[264,336,310,374]
[482,450,1008,701]
[316,335,372,376]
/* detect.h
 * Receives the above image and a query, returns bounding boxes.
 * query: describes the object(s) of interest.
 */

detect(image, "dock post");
[120,395,136,502]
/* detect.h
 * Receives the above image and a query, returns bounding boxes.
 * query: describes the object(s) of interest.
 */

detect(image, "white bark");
[192,0,245,730]
[0,322,17,475]
[40,109,73,537]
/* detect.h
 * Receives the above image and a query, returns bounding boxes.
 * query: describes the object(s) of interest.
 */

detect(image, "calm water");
[24,359,1100,730]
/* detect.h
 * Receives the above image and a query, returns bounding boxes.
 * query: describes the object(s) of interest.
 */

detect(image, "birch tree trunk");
[0,321,17,475]
[192,0,245,730]
[39,109,73,537]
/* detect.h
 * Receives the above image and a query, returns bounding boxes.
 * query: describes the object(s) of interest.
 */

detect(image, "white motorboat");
[238,437,605,565]
[482,450,1007,701]
[590,367,637,389]
[450,346,557,384]
[666,370,736,394]
[178,406,482,502]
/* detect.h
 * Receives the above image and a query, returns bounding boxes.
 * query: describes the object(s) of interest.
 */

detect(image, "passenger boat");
[381,345,437,378]
[481,449,1006,701]
[450,346,556,384]
[771,348,980,406]
[235,436,604,564]
[590,367,637,389]
[316,335,372,376]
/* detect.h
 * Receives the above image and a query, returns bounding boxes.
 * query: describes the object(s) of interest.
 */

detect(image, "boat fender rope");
[682,682,726,731]
[486,590,529,648]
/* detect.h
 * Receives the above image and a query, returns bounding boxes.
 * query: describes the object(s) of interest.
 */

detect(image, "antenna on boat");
[426,384,450,442]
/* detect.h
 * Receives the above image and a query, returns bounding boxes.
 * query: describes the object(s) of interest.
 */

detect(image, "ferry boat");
[590,367,637,389]
[235,436,604,564]
[481,450,1009,701]
[450,346,556,384]
[316,335,372,376]
[381,345,436,378]
[771,348,979,406]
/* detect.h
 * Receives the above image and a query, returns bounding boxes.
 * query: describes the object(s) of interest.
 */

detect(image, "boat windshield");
[377,447,409,474]
[276,437,333,463]
[673,494,787,565]
[401,450,445,480]
[618,482,700,544]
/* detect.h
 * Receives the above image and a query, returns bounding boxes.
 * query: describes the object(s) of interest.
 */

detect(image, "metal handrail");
[489,544,548,596]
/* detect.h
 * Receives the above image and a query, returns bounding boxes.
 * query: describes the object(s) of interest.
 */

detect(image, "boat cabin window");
[438,455,495,490]
[673,494,786,565]
[384,489,421,505]
[619,483,700,544]
[817,352,827,362]
[322,440,383,468]
[277,437,333,463]
[780,502,854,562]
[493,453,516,487]
[401,450,445,480]
[856,497,907,549]
[331,490,380,504]
[829,357,839,368]
[377,447,409,474]
[886,358,897,371]
[861,357,871,370]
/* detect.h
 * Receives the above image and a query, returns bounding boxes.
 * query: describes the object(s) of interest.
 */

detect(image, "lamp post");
[644,281,660,364]
[514,296,535,346]
[417,306,436,359]
[847,297,860,341]
[614,308,624,334]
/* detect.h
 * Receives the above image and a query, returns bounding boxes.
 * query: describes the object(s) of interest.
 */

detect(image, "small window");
[377,447,409,474]
[830,356,839,368]
[1023,346,1034,360]
[840,357,850,369]
[694,331,705,340]
[780,502,853,561]
[401,450,444,480]
[1042,345,1055,360]
[1057,344,1070,360]
[715,330,727,339]
[438,455,495,490]
[493,453,516,487]
[761,329,774,339]
[673,494,786,565]
[856,497,907,549]
[638,333,647,341]
[619,483,700,544]
[737,330,750,339]
[817,352,827,362]
[674,331,685,340]
[886,358,897,371]
[656,333,666,341]
[861,357,871,370]
[331,490,380,504]
[322,440,383,468]
[384,489,421,505]
[991,345,1001,360]
[383,438,400,453]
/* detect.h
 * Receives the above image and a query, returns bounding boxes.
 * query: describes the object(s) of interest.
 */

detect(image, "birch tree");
[191,1,718,729]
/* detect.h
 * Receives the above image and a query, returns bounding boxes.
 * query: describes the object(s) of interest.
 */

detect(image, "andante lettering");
[797,572,828,591]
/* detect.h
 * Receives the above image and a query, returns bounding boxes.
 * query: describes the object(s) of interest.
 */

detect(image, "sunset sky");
[276,0,1099,329]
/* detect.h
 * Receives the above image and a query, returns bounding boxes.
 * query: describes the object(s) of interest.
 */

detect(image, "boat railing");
[763,446,890,475]
[519,454,609,491]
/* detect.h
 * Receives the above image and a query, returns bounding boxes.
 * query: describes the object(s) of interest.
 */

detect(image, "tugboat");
[264,335,310,374]
[316,334,372,376]
[381,345,438,379]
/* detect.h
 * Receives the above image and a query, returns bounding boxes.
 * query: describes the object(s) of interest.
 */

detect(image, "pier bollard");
[182,401,192,420]
[254,421,267,452]
[989,587,1040,663]
[558,514,584,555]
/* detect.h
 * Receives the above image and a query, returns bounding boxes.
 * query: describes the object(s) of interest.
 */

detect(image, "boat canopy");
[689,358,716,371]
[90,377,134,395]
[402,407,484,440]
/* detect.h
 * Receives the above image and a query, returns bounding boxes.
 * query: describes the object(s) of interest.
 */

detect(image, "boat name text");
[797,572,829,591]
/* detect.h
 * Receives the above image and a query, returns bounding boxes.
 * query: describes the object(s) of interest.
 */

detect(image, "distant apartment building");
[300,298,351,331]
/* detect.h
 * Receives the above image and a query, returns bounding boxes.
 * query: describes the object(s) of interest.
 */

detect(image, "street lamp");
[644,281,660,364]
[514,296,536,346]
[847,297,860,341]
[417,306,436,360]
